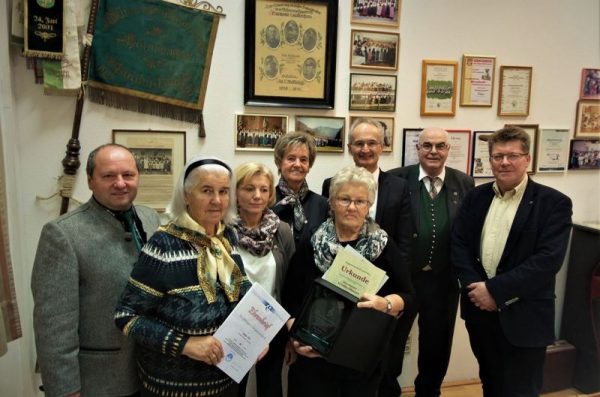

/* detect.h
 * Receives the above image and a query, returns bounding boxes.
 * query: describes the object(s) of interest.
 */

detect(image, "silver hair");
[166,155,237,225]
[329,165,377,204]
[349,117,385,144]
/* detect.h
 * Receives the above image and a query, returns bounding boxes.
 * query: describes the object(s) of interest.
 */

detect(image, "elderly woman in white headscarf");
[283,165,415,397]
[115,156,250,397]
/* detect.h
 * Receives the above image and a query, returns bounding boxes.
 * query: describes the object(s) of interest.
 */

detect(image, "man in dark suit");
[452,126,572,397]
[321,117,411,249]
[386,127,474,397]
[322,117,412,395]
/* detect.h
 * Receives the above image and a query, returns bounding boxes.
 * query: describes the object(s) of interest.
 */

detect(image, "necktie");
[123,210,143,252]
[428,176,438,199]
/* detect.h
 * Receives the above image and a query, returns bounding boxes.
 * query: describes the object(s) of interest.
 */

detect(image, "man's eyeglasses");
[419,142,448,152]
[336,197,370,209]
[490,153,528,163]
[351,140,380,149]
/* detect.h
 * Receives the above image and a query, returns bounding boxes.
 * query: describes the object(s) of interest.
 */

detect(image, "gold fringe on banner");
[87,86,206,136]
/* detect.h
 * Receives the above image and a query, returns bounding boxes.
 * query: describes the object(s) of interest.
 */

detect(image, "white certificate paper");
[214,282,290,383]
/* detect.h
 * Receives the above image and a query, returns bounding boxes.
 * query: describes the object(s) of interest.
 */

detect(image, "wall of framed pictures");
[1,1,599,395]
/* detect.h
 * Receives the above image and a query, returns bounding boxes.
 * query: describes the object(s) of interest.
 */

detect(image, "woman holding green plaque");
[283,165,415,397]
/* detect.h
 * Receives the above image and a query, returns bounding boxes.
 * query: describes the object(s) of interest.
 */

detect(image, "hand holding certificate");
[322,245,388,298]
[213,282,289,383]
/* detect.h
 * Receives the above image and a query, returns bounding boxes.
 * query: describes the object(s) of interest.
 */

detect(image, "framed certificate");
[350,29,399,71]
[504,124,539,174]
[112,129,186,212]
[420,60,458,116]
[446,130,472,174]
[471,131,495,178]
[536,128,570,173]
[574,100,600,138]
[349,115,394,152]
[498,66,533,116]
[460,54,495,107]
[295,115,345,153]
[244,0,338,108]
[401,128,423,166]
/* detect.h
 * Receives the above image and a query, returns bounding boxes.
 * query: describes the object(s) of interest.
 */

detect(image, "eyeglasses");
[336,197,370,209]
[351,140,380,149]
[490,153,528,163]
[419,142,448,151]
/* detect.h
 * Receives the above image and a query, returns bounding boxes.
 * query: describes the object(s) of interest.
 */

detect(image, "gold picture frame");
[235,113,289,151]
[498,66,533,116]
[420,59,458,117]
[460,54,495,107]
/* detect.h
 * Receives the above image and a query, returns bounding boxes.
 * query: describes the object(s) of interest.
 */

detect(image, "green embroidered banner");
[87,0,219,125]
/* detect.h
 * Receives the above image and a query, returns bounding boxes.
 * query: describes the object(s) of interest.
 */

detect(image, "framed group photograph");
[350,29,399,71]
[349,73,397,112]
[420,59,458,116]
[350,0,401,27]
[349,116,394,152]
[112,129,186,211]
[580,68,600,100]
[504,124,539,173]
[446,129,472,174]
[401,128,423,166]
[498,66,532,116]
[460,54,495,107]
[471,131,495,178]
[235,113,288,151]
[244,0,338,108]
[569,139,600,170]
[295,115,345,153]
[536,128,570,173]
[575,100,600,138]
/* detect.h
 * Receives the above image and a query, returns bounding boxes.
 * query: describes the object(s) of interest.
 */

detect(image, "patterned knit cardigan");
[115,224,251,397]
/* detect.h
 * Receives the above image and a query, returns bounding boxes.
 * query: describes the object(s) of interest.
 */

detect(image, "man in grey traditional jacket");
[32,144,161,397]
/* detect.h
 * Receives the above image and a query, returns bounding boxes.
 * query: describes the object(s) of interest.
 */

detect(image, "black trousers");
[465,314,546,397]
[379,269,459,397]
[287,356,382,397]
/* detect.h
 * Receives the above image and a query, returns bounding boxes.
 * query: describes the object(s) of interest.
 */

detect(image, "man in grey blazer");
[32,144,161,397]
[386,128,474,397]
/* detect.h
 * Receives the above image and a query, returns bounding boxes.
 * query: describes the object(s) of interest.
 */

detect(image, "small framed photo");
[537,128,570,173]
[349,73,397,112]
[420,59,458,116]
[235,113,288,151]
[295,115,345,153]
[575,99,600,138]
[504,124,539,174]
[580,68,600,100]
[568,139,600,170]
[349,115,394,152]
[498,66,532,116]
[350,0,401,27]
[460,54,495,107]
[446,129,472,174]
[401,128,423,166]
[471,131,495,178]
[350,29,399,71]
[112,129,186,212]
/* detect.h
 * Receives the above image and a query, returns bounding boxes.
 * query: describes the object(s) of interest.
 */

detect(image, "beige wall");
[1,0,599,395]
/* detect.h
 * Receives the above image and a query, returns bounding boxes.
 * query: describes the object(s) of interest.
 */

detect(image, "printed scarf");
[311,218,388,274]
[233,209,280,257]
[275,178,308,232]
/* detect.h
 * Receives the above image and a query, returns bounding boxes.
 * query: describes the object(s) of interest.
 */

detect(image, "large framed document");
[290,278,397,373]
